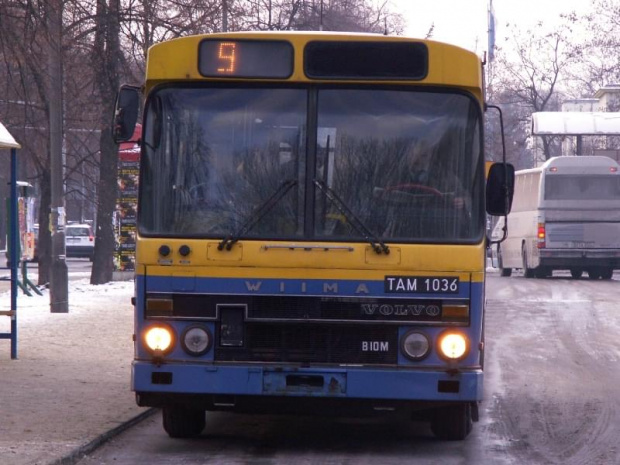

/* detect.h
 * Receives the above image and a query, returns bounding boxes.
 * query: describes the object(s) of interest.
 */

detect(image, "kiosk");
[0,121,21,358]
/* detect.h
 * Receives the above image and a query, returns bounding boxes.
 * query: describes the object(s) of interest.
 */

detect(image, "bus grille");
[215,324,398,365]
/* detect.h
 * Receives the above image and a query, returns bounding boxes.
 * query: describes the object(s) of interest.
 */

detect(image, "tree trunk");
[542,136,551,161]
[37,169,52,286]
[90,0,122,284]
[90,126,118,284]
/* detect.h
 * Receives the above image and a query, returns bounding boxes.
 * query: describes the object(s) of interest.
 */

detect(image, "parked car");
[65,223,95,261]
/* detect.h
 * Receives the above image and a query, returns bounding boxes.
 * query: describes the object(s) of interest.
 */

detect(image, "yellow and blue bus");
[113,31,513,440]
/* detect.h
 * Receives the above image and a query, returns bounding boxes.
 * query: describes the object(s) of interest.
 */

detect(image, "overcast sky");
[392,0,594,55]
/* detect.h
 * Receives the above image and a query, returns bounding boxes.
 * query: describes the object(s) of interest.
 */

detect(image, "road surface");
[76,270,620,464]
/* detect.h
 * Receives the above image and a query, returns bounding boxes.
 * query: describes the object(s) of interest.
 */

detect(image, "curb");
[49,408,158,465]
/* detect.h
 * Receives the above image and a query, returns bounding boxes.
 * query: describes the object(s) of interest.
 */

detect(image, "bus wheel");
[522,247,534,278]
[162,407,205,438]
[498,249,512,277]
[588,268,601,280]
[430,403,473,441]
[570,269,583,279]
[500,267,512,277]
[601,268,613,280]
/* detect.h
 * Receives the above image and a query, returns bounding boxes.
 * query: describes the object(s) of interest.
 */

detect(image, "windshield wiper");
[314,179,389,255]
[218,179,297,251]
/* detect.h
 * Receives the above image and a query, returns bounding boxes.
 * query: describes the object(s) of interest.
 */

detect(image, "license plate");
[384,276,459,294]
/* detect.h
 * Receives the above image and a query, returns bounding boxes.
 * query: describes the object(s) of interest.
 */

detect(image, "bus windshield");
[545,175,620,201]
[139,86,483,243]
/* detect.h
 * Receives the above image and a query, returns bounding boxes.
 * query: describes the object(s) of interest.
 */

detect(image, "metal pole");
[222,0,228,32]
[10,148,18,358]
[49,0,69,313]
[80,162,85,223]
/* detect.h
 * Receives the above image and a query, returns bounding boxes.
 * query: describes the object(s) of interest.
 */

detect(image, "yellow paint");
[145,32,483,103]
[485,161,494,178]
[137,239,485,284]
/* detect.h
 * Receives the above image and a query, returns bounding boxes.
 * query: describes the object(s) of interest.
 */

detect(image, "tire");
[498,248,512,277]
[162,407,205,438]
[522,246,534,279]
[500,267,512,277]
[601,268,613,280]
[588,268,601,280]
[430,403,473,441]
[570,269,583,279]
[535,267,550,279]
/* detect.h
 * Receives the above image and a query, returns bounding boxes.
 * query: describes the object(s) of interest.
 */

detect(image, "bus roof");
[144,31,482,92]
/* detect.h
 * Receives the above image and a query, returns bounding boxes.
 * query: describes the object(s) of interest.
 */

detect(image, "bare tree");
[492,21,582,161]
[237,0,404,33]
[562,1,620,100]
[119,0,223,76]
[89,0,125,284]
[0,0,59,285]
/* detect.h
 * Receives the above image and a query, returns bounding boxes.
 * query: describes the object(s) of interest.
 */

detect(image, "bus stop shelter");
[0,121,21,359]
[532,112,620,155]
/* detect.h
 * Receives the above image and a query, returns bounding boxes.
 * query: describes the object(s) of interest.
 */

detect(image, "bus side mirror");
[486,162,515,216]
[112,85,140,143]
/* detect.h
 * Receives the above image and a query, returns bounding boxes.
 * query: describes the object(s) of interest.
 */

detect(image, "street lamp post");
[48,0,68,313]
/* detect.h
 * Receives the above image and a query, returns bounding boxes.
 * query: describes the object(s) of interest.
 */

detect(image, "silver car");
[65,224,95,261]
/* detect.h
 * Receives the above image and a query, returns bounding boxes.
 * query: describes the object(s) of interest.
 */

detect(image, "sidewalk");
[0,278,149,465]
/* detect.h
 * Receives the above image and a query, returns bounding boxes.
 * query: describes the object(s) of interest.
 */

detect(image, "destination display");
[304,41,428,80]
[198,40,293,78]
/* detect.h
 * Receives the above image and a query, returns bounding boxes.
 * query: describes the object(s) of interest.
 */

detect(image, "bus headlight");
[181,325,212,356]
[144,324,175,355]
[437,331,469,361]
[401,331,431,361]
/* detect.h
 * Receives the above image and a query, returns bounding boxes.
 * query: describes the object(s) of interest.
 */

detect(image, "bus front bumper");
[133,361,483,412]
[539,248,620,268]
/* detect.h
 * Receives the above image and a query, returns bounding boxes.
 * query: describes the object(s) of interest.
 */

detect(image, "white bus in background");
[494,156,620,279]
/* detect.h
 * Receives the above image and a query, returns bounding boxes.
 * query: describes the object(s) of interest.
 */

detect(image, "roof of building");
[595,84,620,98]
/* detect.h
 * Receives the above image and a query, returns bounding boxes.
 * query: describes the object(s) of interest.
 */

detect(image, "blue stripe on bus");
[142,275,472,299]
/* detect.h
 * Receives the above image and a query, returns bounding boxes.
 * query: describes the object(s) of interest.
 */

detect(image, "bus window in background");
[544,174,620,200]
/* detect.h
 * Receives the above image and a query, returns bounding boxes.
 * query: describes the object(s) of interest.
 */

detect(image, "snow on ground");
[0,278,143,465]
[0,277,133,320]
